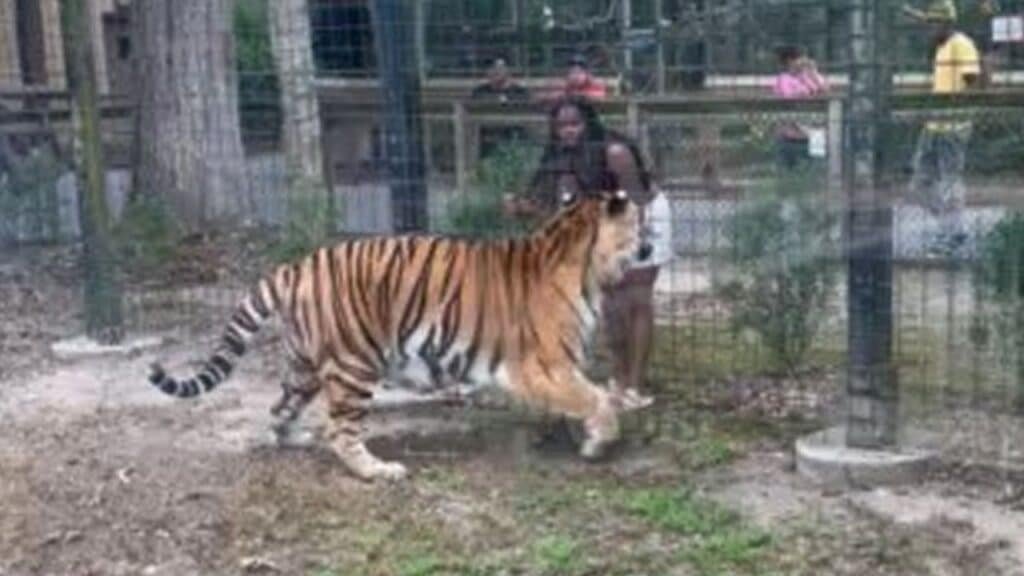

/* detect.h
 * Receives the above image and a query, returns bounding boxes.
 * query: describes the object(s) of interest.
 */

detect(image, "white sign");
[807,128,827,159]
[992,15,1024,43]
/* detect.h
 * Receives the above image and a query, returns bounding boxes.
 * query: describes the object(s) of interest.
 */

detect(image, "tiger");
[147,190,654,481]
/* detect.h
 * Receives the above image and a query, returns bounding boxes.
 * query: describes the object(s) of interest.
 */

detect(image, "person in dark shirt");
[471,58,531,158]
[471,57,530,102]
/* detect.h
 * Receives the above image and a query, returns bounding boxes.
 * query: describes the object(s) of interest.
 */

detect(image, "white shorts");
[634,191,674,269]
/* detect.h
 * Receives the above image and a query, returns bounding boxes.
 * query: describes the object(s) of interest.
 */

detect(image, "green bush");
[972,212,1024,408]
[716,171,837,373]
[965,116,1024,176]
[975,213,1024,302]
[441,140,540,238]
[0,146,65,243]
[233,0,281,145]
[268,176,332,264]
[112,193,180,275]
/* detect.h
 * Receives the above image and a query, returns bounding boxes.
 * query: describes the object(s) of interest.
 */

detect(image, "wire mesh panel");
[3,1,1024,574]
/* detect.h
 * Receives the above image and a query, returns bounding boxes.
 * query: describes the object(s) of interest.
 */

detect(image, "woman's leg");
[603,266,659,395]
[626,266,659,394]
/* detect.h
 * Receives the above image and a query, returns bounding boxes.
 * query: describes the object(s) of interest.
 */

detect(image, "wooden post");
[0,0,23,86]
[453,100,467,194]
[414,0,427,84]
[627,99,641,141]
[654,0,666,94]
[827,96,843,199]
[59,0,123,344]
[697,120,720,187]
[622,0,633,87]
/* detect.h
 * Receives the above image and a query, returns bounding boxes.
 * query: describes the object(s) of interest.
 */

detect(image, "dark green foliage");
[442,140,540,238]
[976,212,1024,303]
[972,212,1024,409]
[112,193,180,276]
[268,181,331,264]
[0,147,64,243]
[234,0,281,148]
[717,171,837,373]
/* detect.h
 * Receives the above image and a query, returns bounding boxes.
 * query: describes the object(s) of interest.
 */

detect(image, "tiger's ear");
[606,189,630,217]
[558,190,578,208]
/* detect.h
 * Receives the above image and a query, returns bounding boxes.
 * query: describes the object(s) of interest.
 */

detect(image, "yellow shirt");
[933,32,980,94]
[928,32,980,133]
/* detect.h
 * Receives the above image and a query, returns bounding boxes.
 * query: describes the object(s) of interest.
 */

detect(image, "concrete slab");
[796,426,937,488]
[51,334,166,361]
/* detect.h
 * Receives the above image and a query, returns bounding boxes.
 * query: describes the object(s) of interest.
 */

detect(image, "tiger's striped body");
[148,193,650,480]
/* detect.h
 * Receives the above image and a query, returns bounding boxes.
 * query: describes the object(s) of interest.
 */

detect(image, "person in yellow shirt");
[903,0,982,257]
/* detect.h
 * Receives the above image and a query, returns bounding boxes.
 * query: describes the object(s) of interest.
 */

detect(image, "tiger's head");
[547,190,651,287]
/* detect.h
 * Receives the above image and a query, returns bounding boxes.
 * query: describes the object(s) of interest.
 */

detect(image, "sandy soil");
[1,245,1022,576]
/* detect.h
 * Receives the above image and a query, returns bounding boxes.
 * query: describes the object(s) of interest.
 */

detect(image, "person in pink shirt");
[772,45,829,171]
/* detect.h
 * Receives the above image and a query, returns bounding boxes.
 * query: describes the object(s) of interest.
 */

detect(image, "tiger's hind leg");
[270,354,322,447]
[322,367,407,481]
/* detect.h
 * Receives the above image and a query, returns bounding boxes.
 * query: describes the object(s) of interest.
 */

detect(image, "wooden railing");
[320,90,1024,195]
[2,84,1020,195]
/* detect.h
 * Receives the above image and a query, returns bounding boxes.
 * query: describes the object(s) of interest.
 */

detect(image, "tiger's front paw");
[580,393,620,460]
[608,381,655,412]
[369,461,409,481]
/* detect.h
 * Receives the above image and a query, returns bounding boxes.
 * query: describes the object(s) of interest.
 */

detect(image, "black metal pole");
[845,0,896,447]
[370,0,429,232]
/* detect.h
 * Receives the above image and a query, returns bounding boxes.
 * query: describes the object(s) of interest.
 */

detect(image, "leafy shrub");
[268,175,332,263]
[441,140,540,238]
[112,193,180,275]
[965,115,1024,177]
[233,0,281,146]
[0,146,66,243]
[716,171,837,373]
[972,212,1024,408]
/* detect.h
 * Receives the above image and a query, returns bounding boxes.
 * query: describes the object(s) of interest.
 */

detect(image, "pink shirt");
[773,71,827,99]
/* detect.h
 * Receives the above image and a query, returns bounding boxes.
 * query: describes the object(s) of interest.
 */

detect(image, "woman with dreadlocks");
[506,95,673,402]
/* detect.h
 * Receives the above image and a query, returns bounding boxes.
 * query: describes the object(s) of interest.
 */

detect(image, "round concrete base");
[51,334,165,361]
[795,426,937,488]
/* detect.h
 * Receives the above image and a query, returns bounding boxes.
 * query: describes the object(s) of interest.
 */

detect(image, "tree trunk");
[60,0,123,343]
[268,0,325,189]
[133,0,247,231]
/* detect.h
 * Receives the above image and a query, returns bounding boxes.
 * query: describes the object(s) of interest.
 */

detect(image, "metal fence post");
[845,0,896,448]
[59,0,123,344]
[370,0,428,232]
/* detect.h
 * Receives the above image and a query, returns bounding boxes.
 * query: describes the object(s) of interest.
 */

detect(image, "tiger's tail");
[148,276,280,398]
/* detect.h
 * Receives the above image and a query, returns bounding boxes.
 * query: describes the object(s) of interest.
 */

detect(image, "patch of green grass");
[396,552,445,576]
[684,529,773,575]
[417,466,468,492]
[685,435,737,470]
[620,487,771,575]
[310,536,456,576]
[112,193,180,276]
[654,412,817,472]
[531,534,582,575]
[513,479,599,517]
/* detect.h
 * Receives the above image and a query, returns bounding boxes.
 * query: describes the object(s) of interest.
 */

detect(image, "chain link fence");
[1,0,1023,500]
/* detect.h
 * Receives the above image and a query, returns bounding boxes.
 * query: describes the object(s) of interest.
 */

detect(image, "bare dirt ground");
[2,245,1023,576]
